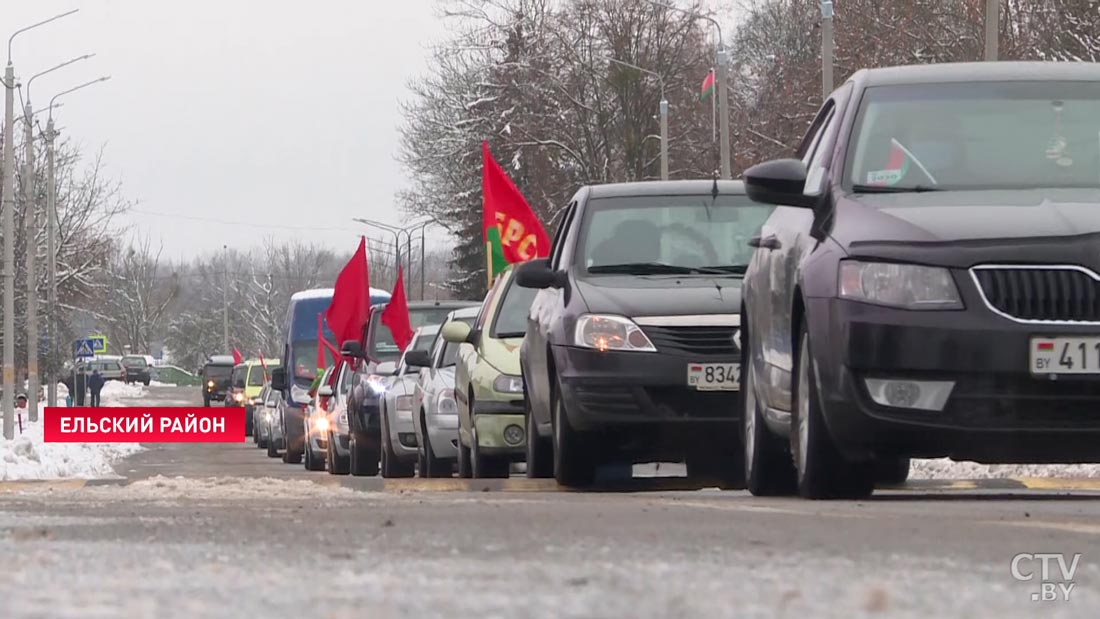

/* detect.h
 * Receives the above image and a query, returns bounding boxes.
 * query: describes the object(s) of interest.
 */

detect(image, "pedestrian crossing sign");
[73,338,96,359]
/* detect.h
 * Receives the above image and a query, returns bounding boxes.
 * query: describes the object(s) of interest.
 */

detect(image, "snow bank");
[0,385,146,480]
[911,459,1100,480]
[105,475,364,501]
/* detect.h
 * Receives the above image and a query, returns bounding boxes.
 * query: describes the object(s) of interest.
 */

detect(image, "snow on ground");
[911,458,1100,480]
[148,380,177,387]
[0,383,146,481]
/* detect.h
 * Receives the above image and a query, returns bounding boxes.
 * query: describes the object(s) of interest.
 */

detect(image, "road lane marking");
[0,480,90,493]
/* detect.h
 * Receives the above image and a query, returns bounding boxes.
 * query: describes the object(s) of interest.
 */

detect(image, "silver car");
[410,307,479,478]
[379,325,440,478]
[270,381,312,463]
[324,360,354,475]
[262,388,283,457]
[303,366,336,472]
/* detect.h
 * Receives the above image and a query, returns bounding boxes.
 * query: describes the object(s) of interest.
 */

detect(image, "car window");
[805,105,838,194]
[370,307,454,360]
[232,365,247,388]
[549,202,577,270]
[205,365,232,379]
[247,366,265,386]
[121,356,147,368]
[577,195,775,274]
[436,317,474,368]
[846,81,1100,192]
[429,329,447,368]
[292,341,319,381]
[489,278,537,339]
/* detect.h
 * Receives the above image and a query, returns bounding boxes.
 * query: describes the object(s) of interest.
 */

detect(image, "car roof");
[585,179,745,200]
[854,61,1100,88]
[206,355,236,365]
[290,288,334,301]
[446,306,481,320]
[408,300,480,309]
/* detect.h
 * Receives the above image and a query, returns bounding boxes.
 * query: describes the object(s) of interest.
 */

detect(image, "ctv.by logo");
[1010,553,1081,602]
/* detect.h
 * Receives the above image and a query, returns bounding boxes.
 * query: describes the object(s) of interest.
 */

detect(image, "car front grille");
[641,326,740,356]
[971,266,1100,323]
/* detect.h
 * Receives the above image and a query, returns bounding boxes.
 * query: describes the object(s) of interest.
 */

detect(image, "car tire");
[282,420,303,465]
[457,436,473,479]
[245,409,254,438]
[875,457,911,486]
[742,330,797,496]
[257,428,268,450]
[349,429,379,477]
[303,434,325,471]
[203,396,210,408]
[791,321,874,500]
[143,379,150,386]
[525,395,553,479]
[266,433,280,458]
[380,416,415,478]
[471,428,509,479]
[552,376,595,487]
[326,431,350,475]
[420,411,451,478]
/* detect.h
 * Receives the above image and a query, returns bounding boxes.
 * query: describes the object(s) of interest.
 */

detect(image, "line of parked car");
[231,62,1100,499]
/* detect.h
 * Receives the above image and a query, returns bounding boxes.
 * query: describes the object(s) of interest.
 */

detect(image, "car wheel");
[349,428,379,477]
[471,427,509,479]
[143,379,150,386]
[552,376,594,487]
[282,420,303,464]
[245,409,254,438]
[203,396,210,408]
[266,431,280,458]
[380,414,415,478]
[303,433,325,471]
[875,457,911,486]
[525,394,552,479]
[327,431,350,475]
[457,435,472,479]
[791,321,874,499]
[257,425,268,450]
[742,333,796,496]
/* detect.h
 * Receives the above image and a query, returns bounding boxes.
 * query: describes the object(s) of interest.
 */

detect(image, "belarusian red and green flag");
[866,138,916,186]
[700,69,715,101]
[481,141,550,287]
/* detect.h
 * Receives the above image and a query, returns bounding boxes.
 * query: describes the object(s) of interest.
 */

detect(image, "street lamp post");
[984,0,999,61]
[645,1,729,178]
[353,218,402,284]
[354,218,433,297]
[22,53,94,421]
[3,8,79,439]
[44,77,110,408]
[607,56,668,181]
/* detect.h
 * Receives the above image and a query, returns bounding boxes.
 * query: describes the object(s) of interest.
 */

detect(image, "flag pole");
[486,241,493,290]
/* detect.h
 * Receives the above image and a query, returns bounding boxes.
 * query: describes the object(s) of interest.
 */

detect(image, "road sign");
[73,338,96,359]
[89,335,107,354]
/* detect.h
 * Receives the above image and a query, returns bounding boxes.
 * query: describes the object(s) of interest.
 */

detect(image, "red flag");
[232,348,242,365]
[326,237,371,349]
[381,267,415,353]
[481,142,549,278]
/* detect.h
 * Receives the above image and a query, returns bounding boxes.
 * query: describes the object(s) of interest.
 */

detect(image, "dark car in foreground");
[516,180,775,487]
[201,355,236,406]
[741,61,1100,500]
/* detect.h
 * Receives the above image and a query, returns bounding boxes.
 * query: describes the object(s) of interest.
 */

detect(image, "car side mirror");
[270,367,287,392]
[514,258,564,289]
[441,321,472,345]
[404,350,432,368]
[341,340,364,359]
[744,158,818,209]
[317,385,334,397]
[375,361,397,376]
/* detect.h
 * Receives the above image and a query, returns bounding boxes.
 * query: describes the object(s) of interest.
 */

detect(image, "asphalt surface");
[1,385,1099,618]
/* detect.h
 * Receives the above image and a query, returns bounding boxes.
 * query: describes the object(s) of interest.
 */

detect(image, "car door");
[525,199,579,427]
[762,87,850,414]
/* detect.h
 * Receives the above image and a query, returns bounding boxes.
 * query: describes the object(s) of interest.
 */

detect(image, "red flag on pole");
[381,267,415,353]
[481,141,550,286]
[325,236,372,349]
[232,347,243,365]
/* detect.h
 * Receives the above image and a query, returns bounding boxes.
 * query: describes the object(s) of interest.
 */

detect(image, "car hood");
[480,336,522,377]
[837,189,1100,247]
[575,275,742,317]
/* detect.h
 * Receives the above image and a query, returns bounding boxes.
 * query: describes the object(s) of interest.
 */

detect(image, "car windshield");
[205,365,232,379]
[370,307,456,359]
[292,340,320,383]
[121,357,146,368]
[579,195,773,275]
[247,366,266,386]
[490,279,537,338]
[847,81,1100,192]
[232,366,247,388]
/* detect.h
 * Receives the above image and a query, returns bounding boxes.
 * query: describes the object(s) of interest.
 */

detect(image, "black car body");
[201,355,236,406]
[516,180,775,487]
[741,61,1100,500]
[121,355,152,386]
[342,300,480,476]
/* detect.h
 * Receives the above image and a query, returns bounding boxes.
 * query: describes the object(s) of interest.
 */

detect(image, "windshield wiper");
[588,262,727,275]
[699,265,749,275]
[851,184,941,194]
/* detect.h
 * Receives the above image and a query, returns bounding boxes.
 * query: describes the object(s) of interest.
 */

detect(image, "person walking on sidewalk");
[88,369,105,408]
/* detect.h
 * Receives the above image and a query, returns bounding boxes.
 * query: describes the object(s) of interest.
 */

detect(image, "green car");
[444,266,538,478]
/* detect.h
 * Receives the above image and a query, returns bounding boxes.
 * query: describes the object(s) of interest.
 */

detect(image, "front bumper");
[809,297,1100,463]
[426,413,459,459]
[386,406,418,459]
[473,399,526,455]
[552,345,740,432]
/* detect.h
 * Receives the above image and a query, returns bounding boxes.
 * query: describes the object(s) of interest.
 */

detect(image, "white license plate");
[687,363,740,391]
[1030,337,1100,375]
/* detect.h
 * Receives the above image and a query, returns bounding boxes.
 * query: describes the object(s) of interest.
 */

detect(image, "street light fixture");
[644,0,730,179]
[353,218,434,300]
[606,56,669,181]
[43,75,111,408]
[2,7,80,439]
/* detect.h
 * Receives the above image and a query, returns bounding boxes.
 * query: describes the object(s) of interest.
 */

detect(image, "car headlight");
[207,380,215,388]
[573,314,656,352]
[395,395,414,411]
[367,374,387,395]
[234,393,245,402]
[493,375,524,394]
[436,390,457,415]
[838,261,963,310]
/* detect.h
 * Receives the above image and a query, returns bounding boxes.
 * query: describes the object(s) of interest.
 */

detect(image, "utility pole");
[984,0,999,61]
[659,99,669,180]
[23,100,38,420]
[3,62,14,439]
[420,225,426,301]
[46,116,56,408]
[821,0,835,100]
[222,245,229,353]
[716,49,731,179]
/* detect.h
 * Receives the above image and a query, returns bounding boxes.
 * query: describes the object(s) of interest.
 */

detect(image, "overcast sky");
[6,1,733,262]
[6,0,448,261]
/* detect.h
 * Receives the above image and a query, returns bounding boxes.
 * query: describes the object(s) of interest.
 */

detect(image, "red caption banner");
[43,407,246,443]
